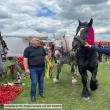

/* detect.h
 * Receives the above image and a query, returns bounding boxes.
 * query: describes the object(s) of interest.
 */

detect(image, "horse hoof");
[82,97,90,100]
[90,80,98,91]
[72,79,77,84]
[53,78,59,83]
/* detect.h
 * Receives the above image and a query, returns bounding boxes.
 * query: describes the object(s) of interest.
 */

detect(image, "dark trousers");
[30,67,45,98]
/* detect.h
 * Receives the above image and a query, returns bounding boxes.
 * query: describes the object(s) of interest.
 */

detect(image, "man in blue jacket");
[85,42,110,56]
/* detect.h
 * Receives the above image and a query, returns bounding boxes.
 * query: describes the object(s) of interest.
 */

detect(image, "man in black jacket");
[23,38,51,102]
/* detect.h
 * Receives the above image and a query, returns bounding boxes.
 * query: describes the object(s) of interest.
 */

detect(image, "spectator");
[23,38,52,102]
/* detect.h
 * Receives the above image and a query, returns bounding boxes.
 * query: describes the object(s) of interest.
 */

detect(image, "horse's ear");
[89,18,93,27]
[78,19,81,25]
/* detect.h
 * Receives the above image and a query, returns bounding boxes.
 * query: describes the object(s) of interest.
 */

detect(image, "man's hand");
[24,58,30,76]
[85,42,92,48]
[24,69,30,76]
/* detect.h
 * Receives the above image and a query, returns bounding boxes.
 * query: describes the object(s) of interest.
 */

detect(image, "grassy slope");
[1,62,110,110]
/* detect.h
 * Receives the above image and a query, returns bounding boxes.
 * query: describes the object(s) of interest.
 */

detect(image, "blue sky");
[37,7,55,17]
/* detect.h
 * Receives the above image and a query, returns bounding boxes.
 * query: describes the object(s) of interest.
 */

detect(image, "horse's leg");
[56,60,64,79]
[53,56,57,63]
[53,60,63,83]
[71,63,77,83]
[79,67,90,98]
[90,66,98,91]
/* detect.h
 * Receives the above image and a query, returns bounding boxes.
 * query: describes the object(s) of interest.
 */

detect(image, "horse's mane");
[55,36,73,53]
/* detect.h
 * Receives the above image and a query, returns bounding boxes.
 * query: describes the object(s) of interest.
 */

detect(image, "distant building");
[3,36,49,56]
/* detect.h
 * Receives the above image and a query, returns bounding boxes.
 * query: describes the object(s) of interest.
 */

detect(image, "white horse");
[53,34,78,84]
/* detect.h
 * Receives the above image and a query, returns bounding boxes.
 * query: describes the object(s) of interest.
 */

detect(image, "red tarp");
[0,85,22,104]
[15,56,25,71]
[95,41,108,47]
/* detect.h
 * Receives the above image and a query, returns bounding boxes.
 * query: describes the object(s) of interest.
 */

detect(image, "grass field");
[1,61,110,110]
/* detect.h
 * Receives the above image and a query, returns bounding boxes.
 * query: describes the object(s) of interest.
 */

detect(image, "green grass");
[1,62,110,110]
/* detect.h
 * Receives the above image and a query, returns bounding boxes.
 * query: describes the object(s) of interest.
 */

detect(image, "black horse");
[72,18,98,98]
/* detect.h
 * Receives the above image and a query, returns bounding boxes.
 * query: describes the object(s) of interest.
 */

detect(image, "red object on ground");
[87,27,95,45]
[15,56,25,71]
[95,41,108,47]
[0,85,22,104]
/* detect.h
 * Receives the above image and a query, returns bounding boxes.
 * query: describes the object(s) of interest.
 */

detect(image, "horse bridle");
[74,36,86,46]
[74,25,90,46]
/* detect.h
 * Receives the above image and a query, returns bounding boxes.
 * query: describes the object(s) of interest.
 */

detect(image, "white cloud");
[95,27,109,34]
[0,0,110,41]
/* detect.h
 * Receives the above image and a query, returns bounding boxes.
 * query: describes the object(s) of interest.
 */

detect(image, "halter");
[74,36,86,46]
[74,25,90,46]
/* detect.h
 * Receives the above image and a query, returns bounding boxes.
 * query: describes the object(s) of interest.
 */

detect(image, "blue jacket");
[91,45,110,56]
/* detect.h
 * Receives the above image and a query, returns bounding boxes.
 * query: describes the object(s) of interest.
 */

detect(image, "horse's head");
[72,18,93,49]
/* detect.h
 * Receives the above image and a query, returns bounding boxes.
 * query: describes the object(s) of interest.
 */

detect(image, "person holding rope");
[85,42,110,56]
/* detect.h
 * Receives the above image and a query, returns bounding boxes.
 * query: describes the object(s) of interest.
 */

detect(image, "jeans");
[30,67,45,98]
